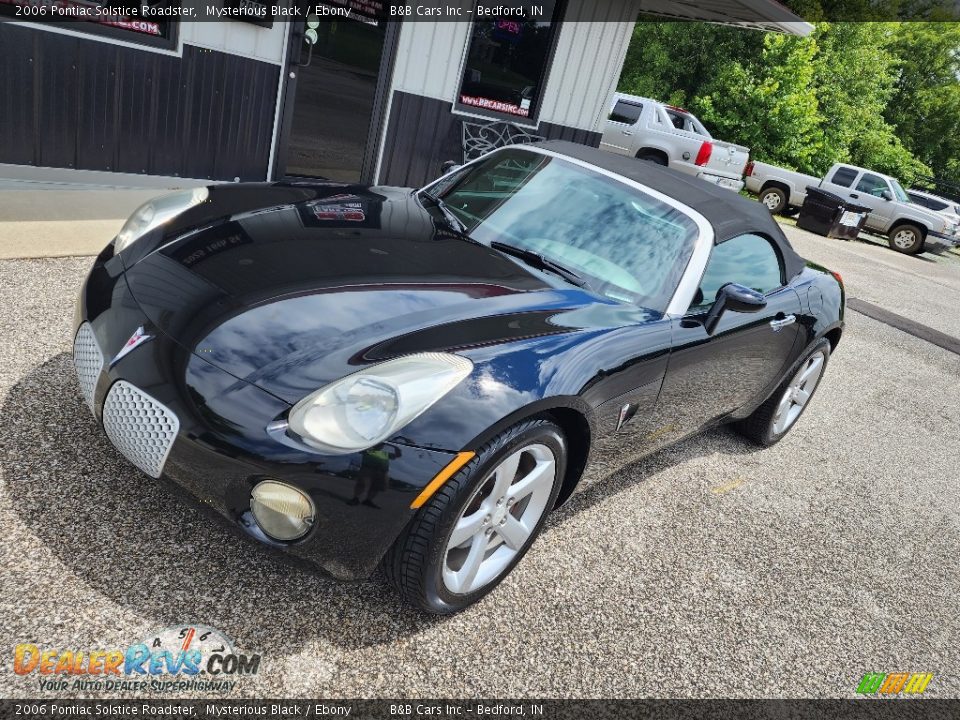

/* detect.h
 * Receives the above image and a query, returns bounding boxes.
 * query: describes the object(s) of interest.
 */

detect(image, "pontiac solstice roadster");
[74,140,844,613]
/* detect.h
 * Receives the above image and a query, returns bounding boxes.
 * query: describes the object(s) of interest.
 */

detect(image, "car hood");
[904,203,952,231]
[122,183,642,404]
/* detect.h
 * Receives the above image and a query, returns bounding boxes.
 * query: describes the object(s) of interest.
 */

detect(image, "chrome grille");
[73,323,103,412]
[102,381,179,479]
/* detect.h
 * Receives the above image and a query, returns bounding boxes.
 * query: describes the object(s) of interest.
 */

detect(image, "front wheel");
[888,224,925,254]
[734,339,830,446]
[383,419,565,614]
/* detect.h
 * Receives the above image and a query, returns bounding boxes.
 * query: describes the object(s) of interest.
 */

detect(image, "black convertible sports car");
[74,140,844,613]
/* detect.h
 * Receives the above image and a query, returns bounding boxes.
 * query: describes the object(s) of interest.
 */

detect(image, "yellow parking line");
[710,477,746,494]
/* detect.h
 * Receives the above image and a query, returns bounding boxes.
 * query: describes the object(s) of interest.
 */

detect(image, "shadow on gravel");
[3,353,754,655]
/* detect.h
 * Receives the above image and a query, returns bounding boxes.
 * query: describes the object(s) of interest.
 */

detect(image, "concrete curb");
[0,187,171,259]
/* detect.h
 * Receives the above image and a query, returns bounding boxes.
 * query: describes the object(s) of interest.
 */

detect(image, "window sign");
[0,0,177,46]
[457,0,563,121]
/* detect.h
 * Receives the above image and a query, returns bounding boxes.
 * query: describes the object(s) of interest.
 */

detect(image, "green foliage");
[617,21,957,185]
[884,22,960,179]
[694,34,823,173]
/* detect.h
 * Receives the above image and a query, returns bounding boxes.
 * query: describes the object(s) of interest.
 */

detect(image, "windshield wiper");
[419,190,469,235]
[490,241,590,289]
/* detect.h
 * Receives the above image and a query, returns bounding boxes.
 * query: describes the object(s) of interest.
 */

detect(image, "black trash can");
[797,186,869,239]
[833,201,871,240]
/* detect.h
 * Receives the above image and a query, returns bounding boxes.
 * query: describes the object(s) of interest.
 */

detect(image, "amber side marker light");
[410,451,476,509]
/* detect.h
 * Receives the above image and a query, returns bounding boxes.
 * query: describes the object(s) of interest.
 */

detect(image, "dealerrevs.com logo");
[14,625,260,693]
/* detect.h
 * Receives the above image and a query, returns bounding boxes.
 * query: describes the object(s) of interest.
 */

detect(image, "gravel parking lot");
[1,229,958,698]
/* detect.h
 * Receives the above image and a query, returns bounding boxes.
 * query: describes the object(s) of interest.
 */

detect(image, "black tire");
[888,224,925,254]
[383,418,566,614]
[733,338,831,447]
[637,150,667,166]
[759,186,788,215]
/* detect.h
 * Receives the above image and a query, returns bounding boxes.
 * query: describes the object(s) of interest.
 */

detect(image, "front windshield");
[890,178,910,203]
[426,148,700,312]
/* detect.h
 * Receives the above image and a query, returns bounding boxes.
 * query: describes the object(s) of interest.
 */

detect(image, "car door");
[820,165,860,198]
[651,233,804,446]
[848,172,894,231]
[601,98,644,155]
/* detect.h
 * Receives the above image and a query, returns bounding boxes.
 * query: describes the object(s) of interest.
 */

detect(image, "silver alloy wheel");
[442,443,556,595]
[762,191,782,210]
[772,350,826,435]
[893,228,917,249]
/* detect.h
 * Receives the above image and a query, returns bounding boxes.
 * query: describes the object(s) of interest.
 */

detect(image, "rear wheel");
[734,339,830,446]
[759,186,788,215]
[637,150,667,166]
[888,224,925,254]
[384,419,565,614]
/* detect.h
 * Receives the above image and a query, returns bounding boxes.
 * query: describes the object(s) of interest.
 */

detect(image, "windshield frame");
[419,145,713,317]
[889,178,911,203]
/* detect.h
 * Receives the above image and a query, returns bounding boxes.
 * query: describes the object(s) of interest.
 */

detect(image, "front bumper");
[927,228,960,247]
[73,246,458,580]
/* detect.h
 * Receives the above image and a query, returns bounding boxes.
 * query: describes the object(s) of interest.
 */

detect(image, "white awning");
[637,0,813,34]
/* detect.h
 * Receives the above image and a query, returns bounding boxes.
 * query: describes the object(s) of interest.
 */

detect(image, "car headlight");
[287,353,473,454]
[114,187,209,253]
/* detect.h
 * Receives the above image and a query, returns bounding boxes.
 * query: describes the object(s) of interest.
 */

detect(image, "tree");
[616,21,943,185]
[694,33,824,174]
[812,22,929,182]
[885,22,960,180]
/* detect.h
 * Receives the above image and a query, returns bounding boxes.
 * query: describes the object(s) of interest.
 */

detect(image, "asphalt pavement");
[781,222,960,338]
[0,227,958,698]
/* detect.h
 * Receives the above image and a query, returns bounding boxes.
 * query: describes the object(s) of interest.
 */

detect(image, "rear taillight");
[830,270,844,287]
[695,141,713,167]
[745,161,755,177]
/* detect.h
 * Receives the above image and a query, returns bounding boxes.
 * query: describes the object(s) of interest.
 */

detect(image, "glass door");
[284,12,388,181]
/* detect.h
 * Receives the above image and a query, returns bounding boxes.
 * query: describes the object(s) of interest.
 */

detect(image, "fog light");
[250,480,315,541]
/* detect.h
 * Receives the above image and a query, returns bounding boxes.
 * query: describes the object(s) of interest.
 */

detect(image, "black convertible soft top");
[534,140,807,281]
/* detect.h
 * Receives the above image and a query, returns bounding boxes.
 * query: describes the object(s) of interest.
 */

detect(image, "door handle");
[769,314,796,331]
[850,193,859,198]
[622,130,633,136]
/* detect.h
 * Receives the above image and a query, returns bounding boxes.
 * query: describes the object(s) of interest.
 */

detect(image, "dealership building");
[0,0,808,189]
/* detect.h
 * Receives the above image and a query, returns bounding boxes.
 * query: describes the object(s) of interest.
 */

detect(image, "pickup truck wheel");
[759,187,787,214]
[888,224,925,255]
[637,151,667,166]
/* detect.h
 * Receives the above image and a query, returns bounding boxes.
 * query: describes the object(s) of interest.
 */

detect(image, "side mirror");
[703,282,767,335]
[440,160,461,175]
[880,190,893,201]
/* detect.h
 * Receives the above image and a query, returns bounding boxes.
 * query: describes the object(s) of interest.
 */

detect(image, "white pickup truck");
[745,160,960,254]
[600,93,749,192]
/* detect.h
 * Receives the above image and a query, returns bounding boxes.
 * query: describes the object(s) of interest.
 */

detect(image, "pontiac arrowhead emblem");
[111,325,153,366]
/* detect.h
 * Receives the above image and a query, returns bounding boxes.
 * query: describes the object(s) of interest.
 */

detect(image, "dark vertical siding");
[379,91,601,188]
[0,24,279,181]
[37,34,81,169]
[380,91,459,188]
[0,26,38,167]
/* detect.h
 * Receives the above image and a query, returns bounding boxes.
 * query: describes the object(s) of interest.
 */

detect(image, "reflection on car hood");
[122,183,653,404]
